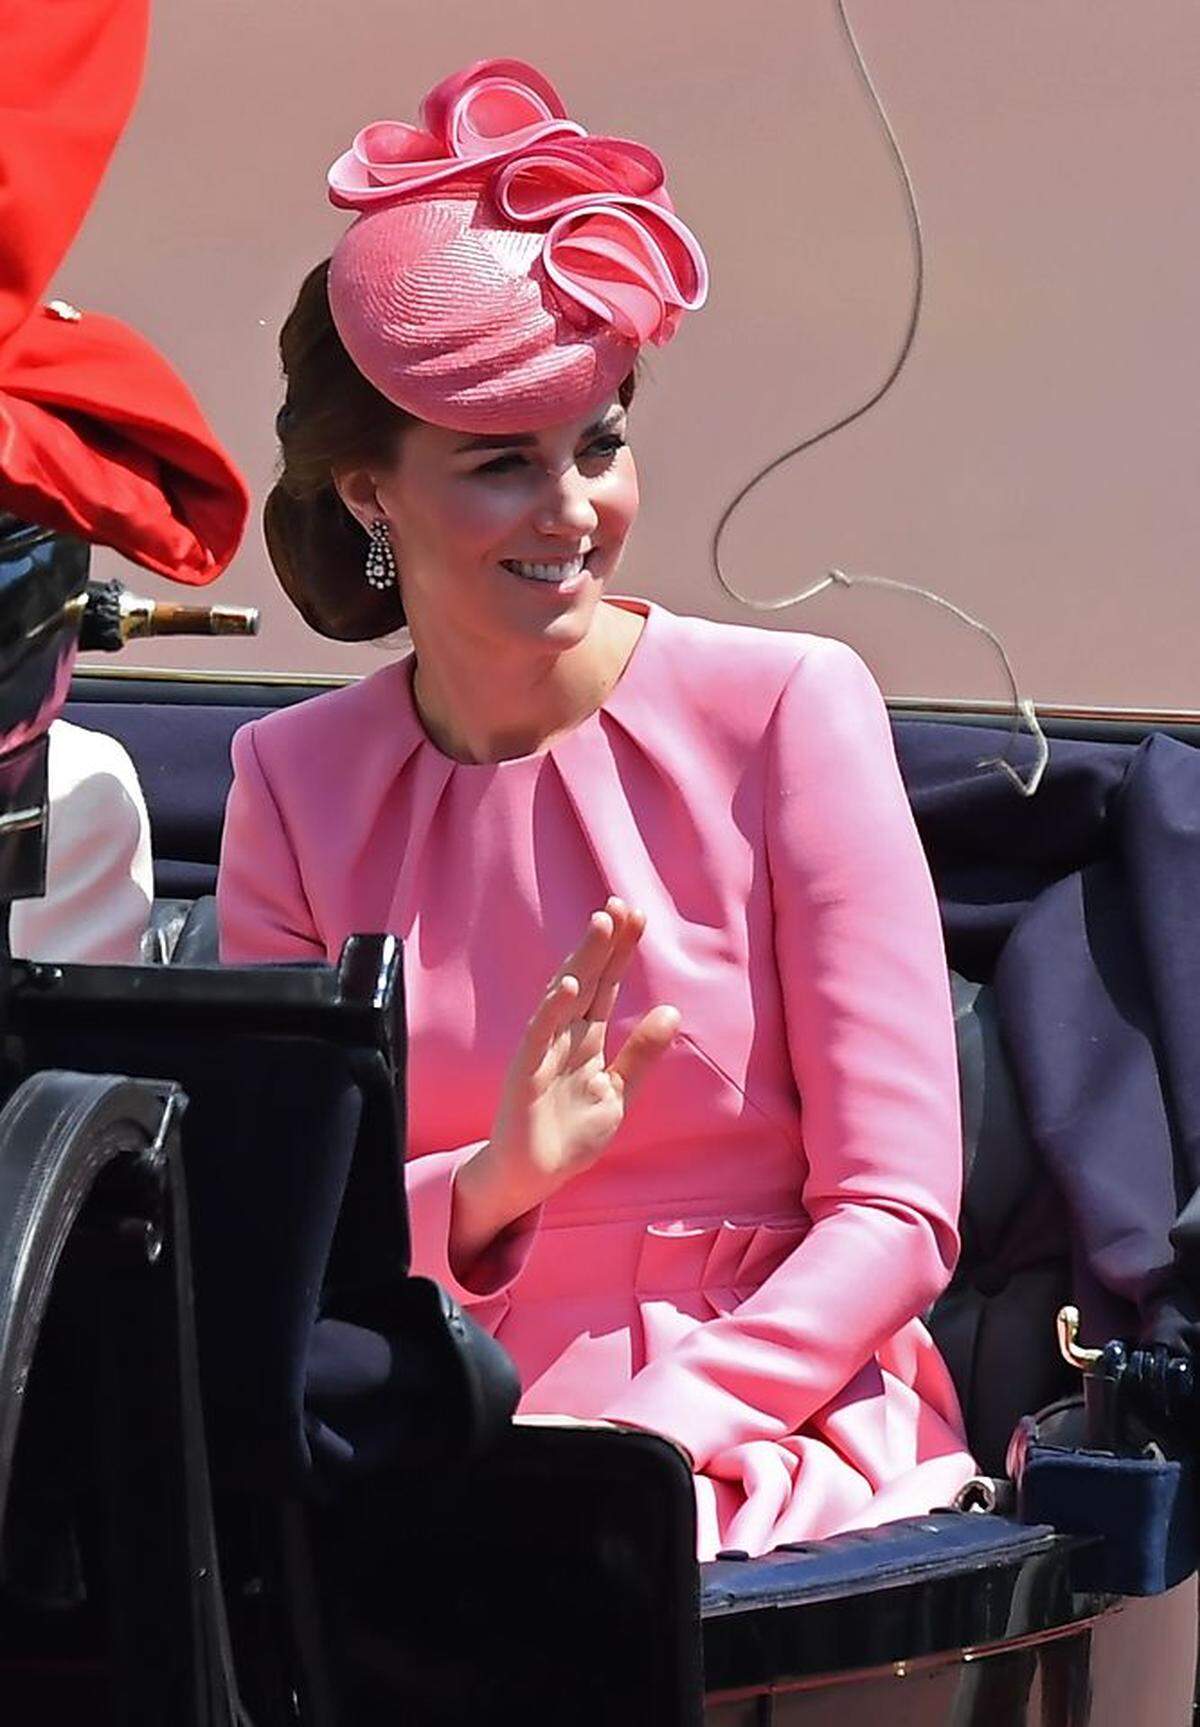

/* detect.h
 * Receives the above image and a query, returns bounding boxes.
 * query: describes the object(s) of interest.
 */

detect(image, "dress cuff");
[404,1145,541,1307]
[600,1357,755,1473]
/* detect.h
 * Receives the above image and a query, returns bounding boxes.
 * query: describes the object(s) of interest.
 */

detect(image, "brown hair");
[264,259,638,642]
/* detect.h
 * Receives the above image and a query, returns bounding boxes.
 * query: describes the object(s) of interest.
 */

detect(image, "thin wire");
[710,0,1048,797]
[711,0,923,595]
[824,571,1049,795]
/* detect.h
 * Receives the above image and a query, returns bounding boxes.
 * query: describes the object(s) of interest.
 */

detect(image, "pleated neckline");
[397,594,656,775]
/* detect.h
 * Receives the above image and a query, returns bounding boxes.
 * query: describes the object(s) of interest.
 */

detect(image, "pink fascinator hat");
[326,57,708,432]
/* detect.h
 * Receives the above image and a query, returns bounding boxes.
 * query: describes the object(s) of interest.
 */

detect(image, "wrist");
[450,1141,537,1272]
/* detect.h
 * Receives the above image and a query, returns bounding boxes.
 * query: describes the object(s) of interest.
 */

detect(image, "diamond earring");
[365,518,397,592]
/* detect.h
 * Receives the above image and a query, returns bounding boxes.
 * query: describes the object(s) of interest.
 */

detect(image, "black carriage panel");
[3,944,519,1723]
[6,941,426,1492]
[0,1070,240,1723]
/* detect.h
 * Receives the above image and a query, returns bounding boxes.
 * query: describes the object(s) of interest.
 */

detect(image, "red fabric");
[0,0,248,583]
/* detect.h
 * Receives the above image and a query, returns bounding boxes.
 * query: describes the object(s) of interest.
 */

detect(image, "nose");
[533,463,600,541]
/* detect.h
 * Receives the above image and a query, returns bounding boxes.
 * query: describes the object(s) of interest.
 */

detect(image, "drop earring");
[365,518,397,592]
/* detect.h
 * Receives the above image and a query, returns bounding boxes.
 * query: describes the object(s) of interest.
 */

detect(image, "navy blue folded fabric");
[894,720,1131,976]
[1018,1444,1196,1595]
[897,722,1200,1350]
[985,735,1200,1351]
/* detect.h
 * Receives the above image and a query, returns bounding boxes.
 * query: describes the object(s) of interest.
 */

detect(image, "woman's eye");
[474,436,626,477]
[584,436,627,462]
[477,454,525,474]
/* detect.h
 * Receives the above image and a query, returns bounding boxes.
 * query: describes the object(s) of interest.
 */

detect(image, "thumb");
[608,1005,681,1105]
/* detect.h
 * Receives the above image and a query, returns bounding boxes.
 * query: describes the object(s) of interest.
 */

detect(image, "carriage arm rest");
[700,1511,1098,1693]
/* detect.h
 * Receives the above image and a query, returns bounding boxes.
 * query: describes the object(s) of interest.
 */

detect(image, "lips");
[500,549,595,583]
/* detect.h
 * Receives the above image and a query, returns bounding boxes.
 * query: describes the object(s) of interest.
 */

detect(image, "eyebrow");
[453,407,625,454]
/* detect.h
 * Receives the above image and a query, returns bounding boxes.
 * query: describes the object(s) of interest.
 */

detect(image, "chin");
[506,574,607,649]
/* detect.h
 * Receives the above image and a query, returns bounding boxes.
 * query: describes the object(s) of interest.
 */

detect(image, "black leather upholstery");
[145,895,219,965]
[168,896,220,967]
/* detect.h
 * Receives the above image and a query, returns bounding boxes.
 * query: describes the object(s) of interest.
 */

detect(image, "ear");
[332,464,382,532]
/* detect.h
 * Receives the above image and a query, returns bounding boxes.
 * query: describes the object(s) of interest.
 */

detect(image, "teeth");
[505,554,587,583]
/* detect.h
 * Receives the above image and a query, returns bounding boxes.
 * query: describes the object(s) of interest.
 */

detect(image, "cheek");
[444,487,525,545]
[601,458,639,539]
[397,480,526,563]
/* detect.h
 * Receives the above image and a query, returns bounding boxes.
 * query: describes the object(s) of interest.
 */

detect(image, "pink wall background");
[56,1,1200,708]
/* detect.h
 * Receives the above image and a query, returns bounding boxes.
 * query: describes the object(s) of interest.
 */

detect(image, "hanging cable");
[711,0,1047,796]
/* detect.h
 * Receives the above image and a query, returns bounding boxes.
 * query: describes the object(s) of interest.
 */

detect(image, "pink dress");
[218,598,976,1558]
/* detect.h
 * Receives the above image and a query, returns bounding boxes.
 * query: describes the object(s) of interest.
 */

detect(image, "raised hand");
[451,899,680,1271]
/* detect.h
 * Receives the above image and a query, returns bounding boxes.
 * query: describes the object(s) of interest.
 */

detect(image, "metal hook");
[1056,1305,1103,1374]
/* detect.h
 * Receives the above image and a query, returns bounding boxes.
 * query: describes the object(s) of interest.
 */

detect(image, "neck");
[408,599,645,764]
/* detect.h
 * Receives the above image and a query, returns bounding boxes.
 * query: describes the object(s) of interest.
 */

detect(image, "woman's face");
[367,392,638,658]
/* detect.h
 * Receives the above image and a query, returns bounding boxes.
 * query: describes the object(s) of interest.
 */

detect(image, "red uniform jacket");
[0,0,247,581]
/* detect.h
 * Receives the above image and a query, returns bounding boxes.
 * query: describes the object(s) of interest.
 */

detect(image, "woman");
[218,58,975,1559]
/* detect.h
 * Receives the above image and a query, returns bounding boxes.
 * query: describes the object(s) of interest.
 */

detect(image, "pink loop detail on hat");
[327,59,586,207]
[325,58,708,430]
[491,144,706,345]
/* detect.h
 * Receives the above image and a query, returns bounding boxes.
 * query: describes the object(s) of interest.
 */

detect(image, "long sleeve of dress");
[600,638,963,1470]
[10,721,152,965]
[218,724,325,964]
[217,720,538,1307]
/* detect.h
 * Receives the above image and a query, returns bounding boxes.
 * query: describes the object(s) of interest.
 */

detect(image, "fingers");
[585,901,645,1024]
[553,897,641,1023]
[556,903,618,1003]
[607,1003,681,1104]
[517,972,581,1075]
[518,898,646,1075]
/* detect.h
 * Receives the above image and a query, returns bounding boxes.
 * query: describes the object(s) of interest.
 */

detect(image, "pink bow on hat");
[328,58,707,348]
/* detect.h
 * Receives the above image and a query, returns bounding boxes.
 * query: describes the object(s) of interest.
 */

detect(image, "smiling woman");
[219,56,976,1562]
